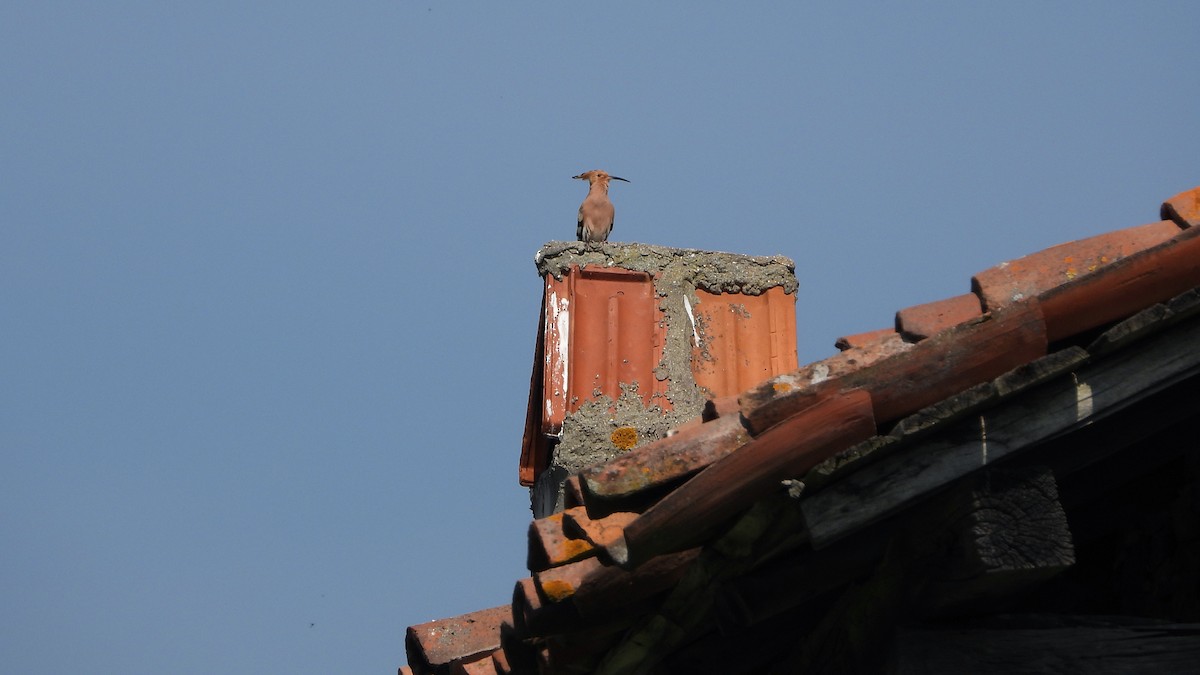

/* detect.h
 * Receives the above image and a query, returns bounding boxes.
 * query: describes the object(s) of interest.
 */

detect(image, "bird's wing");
[576,208,585,241]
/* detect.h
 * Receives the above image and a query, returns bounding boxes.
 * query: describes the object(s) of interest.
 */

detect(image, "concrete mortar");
[535,241,797,295]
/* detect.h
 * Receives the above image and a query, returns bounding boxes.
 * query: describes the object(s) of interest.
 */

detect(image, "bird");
[573,169,629,243]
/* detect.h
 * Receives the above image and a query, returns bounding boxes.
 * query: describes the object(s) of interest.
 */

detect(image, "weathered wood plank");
[1086,286,1200,356]
[801,434,900,494]
[919,467,1075,616]
[715,467,1073,634]
[887,347,1091,440]
[802,313,1200,548]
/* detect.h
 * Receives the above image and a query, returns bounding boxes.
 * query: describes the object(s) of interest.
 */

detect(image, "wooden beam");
[1085,286,1200,357]
[917,467,1075,616]
[886,347,1089,439]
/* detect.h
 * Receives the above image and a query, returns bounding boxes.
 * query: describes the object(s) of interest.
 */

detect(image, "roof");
[402,184,1200,675]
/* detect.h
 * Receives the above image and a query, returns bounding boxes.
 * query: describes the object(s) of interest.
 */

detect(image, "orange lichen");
[559,539,593,560]
[773,382,793,393]
[611,426,638,450]
[540,579,576,602]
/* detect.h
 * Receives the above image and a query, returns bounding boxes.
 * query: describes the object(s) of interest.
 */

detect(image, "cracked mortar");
[531,241,798,516]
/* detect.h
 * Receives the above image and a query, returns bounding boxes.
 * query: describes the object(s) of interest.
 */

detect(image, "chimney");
[520,241,798,517]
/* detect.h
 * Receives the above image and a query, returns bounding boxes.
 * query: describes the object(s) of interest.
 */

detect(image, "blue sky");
[2,3,1196,673]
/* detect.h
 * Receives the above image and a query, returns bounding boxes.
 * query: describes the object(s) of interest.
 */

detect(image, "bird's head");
[573,170,630,185]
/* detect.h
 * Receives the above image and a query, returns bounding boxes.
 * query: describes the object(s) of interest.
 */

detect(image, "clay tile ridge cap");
[1038,220,1200,343]
[972,219,1182,313]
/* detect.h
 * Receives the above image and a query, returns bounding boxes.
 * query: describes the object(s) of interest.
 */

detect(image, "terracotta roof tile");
[568,548,700,619]
[496,620,537,674]
[406,605,511,675]
[836,328,913,363]
[512,576,579,638]
[971,219,1181,311]
[558,475,585,510]
[737,330,913,434]
[741,300,1046,434]
[895,292,983,340]
[691,286,799,396]
[540,621,630,675]
[545,266,668,422]
[532,547,701,619]
[526,509,595,572]
[561,509,638,551]
[534,555,605,604]
[855,300,1049,423]
[834,327,897,351]
[701,394,741,420]
[448,653,497,675]
[490,648,511,675]
[1038,222,1200,342]
[577,414,751,511]
[1162,185,1200,228]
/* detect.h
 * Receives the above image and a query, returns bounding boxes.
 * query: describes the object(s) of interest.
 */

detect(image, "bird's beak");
[610,176,630,183]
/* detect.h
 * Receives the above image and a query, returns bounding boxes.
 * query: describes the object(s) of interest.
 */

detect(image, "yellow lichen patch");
[773,382,793,393]
[611,426,638,450]
[540,579,576,602]
[1065,268,1078,280]
[560,539,593,559]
